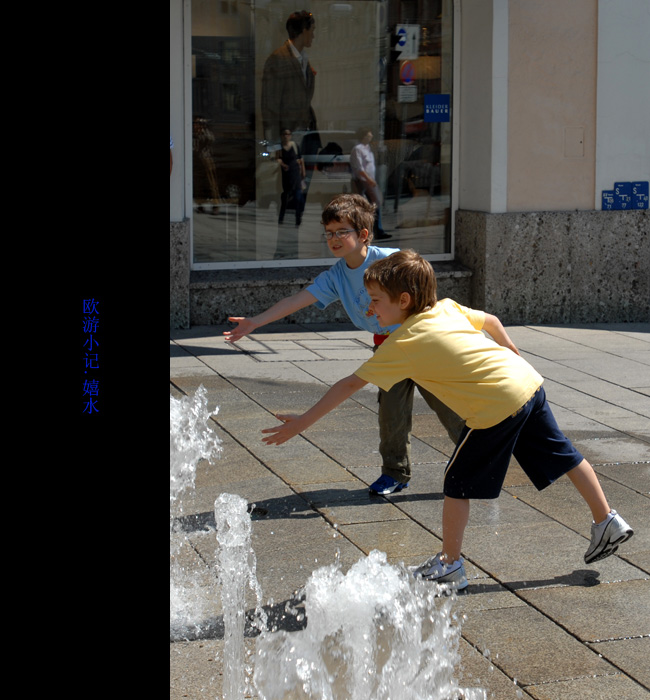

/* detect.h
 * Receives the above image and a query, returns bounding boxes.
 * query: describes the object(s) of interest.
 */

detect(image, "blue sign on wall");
[424,94,450,122]
[631,181,649,209]
[613,182,632,210]
[601,190,615,210]
[602,181,648,210]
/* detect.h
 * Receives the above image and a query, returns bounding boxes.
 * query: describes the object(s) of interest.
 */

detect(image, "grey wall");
[170,220,191,329]
[455,209,649,324]
[186,262,473,327]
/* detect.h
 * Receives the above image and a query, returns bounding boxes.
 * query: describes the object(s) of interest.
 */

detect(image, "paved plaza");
[170,321,649,699]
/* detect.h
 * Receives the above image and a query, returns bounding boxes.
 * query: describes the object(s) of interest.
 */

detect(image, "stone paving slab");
[524,673,650,700]
[338,519,443,559]
[291,479,377,505]
[518,579,650,643]
[459,606,618,687]
[292,357,374,385]
[455,637,536,699]
[571,436,650,466]
[590,636,650,689]
[528,365,650,416]
[317,498,409,526]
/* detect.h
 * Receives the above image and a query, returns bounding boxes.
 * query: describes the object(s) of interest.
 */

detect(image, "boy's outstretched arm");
[224,289,317,343]
[482,313,520,355]
[262,374,368,445]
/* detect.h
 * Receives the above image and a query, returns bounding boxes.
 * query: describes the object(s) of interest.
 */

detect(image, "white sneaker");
[414,553,468,590]
[584,510,633,564]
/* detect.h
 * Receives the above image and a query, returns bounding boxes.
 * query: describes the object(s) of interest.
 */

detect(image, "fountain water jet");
[170,386,222,637]
[215,493,266,700]
[253,550,486,700]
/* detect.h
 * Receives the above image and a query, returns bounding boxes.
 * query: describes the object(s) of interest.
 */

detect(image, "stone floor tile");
[296,338,374,360]
[318,499,408,526]
[460,606,616,686]
[455,637,534,699]
[572,436,650,465]
[525,672,649,699]
[261,455,357,487]
[589,636,650,689]
[293,480,378,507]
[292,358,372,385]
[171,639,257,700]
[339,519,442,559]
[518,579,650,642]
[593,461,650,494]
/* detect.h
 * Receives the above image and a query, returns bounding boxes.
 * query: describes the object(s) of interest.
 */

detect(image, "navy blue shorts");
[443,387,584,499]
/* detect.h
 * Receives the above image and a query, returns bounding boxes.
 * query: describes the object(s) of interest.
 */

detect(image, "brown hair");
[364,249,437,315]
[286,11,315,39]
[321,194,376,242]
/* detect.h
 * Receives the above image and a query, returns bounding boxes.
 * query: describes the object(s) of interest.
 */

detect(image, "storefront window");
[191,0,454,267]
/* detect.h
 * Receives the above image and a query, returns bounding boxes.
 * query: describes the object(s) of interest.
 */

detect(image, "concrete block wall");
[170,220,190,329]
[455,209,649,324]
[187,262,473,327]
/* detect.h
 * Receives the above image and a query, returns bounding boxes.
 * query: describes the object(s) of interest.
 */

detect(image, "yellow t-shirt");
[354,298,543,429]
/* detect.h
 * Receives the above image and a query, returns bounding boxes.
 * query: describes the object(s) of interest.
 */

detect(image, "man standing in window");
[262,10,320,159]
[351,128,391,240]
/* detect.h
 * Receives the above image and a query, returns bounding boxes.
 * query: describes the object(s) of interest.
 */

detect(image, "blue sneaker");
[369,474,409,495]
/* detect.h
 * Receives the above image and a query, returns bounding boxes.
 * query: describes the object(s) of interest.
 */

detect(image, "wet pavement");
[170,321,649,699]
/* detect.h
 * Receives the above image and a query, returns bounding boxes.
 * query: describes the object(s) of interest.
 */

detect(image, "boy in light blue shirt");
[224,194,464,493]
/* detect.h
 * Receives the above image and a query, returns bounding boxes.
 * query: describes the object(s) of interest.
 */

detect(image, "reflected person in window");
[350,128,390,240]
[277,128,306,226]
[261,10,319,158]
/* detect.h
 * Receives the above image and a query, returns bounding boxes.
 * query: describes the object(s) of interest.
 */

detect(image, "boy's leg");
[417,386,465,444]
[414,495,469,588]
[442,496,470,563]
[512,389,633,562]
[566,459,610,523]
[377,378,415,483]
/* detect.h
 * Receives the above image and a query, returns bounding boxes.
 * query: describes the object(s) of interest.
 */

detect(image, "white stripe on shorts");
[444,428,474,480]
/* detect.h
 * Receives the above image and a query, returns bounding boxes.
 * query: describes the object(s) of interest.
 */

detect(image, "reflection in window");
[191,0,454,267]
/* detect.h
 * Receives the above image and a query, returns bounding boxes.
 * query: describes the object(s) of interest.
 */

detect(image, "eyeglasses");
[322,228,356,240]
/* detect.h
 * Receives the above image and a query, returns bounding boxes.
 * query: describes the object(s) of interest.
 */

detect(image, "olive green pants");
[377,378,464,483]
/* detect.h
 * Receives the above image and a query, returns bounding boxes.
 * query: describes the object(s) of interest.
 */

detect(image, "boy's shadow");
[171,486,444,532]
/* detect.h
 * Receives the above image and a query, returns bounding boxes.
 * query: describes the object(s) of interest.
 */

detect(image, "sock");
[595,510,615,527]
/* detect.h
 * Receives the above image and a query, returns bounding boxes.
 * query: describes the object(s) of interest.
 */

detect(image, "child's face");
[366,283,410,328]
[324,218,368,260]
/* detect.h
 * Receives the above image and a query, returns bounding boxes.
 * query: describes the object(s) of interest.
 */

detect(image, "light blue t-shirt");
[307,246,400,335]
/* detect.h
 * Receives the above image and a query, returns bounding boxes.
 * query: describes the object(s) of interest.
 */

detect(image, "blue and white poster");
[424,94,450,122]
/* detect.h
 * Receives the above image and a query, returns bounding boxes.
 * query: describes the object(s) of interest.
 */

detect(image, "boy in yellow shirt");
[262,249,634,589]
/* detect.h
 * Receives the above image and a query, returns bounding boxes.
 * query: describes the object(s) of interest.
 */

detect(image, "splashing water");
[215,493,267,700]
[170,388,486,700]
[254,550,486,700]
[170,385,222,505]
[170,386,222,636]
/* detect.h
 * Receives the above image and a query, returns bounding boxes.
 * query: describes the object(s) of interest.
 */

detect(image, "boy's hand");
[224,317,256,343]
[261,414,303,445]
